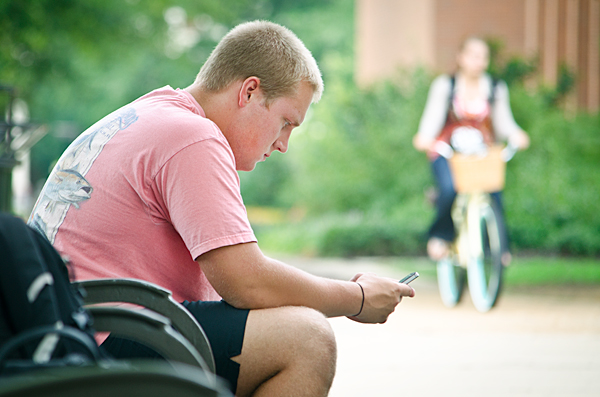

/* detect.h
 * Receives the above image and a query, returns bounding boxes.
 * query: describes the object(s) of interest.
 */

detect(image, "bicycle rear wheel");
[466,197,506,312]
[436,253,466,308]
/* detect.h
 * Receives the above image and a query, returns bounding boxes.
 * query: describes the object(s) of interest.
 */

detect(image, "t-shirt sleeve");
[153,137,257,260]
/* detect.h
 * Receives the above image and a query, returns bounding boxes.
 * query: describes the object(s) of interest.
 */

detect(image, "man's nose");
[275,134,290,153]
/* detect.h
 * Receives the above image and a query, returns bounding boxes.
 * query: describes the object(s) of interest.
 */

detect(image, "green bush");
[317,218,423,257]
[253,69,600,257]
[242,6,599,257]
[504,87,600,255]
[256,201,429,257]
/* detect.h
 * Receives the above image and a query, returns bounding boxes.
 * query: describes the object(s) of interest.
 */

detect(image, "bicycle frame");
[451,192,499,269]
[463,192,501,263]
[435,143,516,311]
[451,193,471,268]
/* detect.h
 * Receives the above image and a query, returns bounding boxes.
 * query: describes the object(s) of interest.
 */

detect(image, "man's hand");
[346,272,415,324]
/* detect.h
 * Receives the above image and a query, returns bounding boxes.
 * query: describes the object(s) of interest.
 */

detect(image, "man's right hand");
[346,272,415,324]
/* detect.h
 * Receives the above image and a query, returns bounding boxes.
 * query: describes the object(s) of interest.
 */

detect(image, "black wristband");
[353,282,365,317]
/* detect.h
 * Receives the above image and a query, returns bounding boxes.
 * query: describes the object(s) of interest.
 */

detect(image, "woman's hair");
[194,20,323,104]
[458,36,489,54]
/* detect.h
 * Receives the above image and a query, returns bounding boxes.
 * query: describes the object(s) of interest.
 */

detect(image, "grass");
[384,255,600,286]
[503,256,600,286]
[251,209,600,287]
[274,253,600,287]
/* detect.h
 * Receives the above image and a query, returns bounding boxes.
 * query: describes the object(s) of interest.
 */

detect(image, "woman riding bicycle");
[413,37,530,263]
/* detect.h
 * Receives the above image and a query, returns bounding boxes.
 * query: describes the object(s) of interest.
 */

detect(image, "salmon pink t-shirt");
[29,86,257,302]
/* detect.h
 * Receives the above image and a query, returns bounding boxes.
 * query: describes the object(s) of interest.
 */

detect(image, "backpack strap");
[449,74,498,107]
[448,74,456,110]
[0,325,102,376]
[489,76,499,107]
[0,213,95,361]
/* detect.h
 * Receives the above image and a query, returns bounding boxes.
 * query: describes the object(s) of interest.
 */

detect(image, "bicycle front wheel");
[466,197,506,312]
[436,254,466,308]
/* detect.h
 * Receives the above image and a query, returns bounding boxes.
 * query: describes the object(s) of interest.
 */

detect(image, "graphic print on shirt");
[29,107,138,243]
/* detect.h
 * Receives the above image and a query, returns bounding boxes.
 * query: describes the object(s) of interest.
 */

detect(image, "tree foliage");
[1,0,333,183]
[3,0,597,256]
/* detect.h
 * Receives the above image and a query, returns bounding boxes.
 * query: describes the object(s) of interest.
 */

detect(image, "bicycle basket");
[448,145,506,193]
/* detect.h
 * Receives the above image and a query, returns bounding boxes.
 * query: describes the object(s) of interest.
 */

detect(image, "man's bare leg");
[232,306,337,396]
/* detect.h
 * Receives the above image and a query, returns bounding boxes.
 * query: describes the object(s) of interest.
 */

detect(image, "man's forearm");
[196,242,363,317]
[196,242,413,323]
[239,256,364,317]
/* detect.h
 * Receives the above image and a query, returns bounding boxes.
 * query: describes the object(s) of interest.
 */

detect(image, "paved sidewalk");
[281,255,600,397]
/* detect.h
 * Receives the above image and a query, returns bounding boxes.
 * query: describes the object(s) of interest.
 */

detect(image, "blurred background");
[1,0,598,264]
[2,2,599,395]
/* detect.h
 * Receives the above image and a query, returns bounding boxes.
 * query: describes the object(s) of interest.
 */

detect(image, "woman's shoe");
[427,238,449,261]
[501,252,512,267]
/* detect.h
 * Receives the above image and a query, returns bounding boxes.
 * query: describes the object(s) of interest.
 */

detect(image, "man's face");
[232,81,314,171]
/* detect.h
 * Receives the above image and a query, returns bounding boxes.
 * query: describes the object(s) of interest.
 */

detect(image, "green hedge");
[504,89,600,255]
[249,69,600,257]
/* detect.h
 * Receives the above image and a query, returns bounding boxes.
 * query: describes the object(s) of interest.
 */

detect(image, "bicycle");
[435,143,517,312]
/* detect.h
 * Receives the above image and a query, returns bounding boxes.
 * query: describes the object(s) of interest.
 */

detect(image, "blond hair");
[195,20,323,104]
[459,36,489,54]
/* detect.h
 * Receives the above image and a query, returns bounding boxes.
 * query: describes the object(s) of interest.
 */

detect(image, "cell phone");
[399,272,419,284]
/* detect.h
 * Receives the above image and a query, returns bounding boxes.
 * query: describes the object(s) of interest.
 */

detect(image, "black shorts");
[101,300,249,393]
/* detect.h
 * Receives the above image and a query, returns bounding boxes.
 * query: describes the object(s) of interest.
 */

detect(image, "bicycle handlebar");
[500,143,518,162]
[433,141,518,162]
[432,141,454,159]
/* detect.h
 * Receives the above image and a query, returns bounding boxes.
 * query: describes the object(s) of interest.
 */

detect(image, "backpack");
[448,74,499,109]
[436,74,500,153]
[0,213,100,376]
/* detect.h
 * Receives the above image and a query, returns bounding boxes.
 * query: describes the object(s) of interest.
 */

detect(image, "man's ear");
[238,76,262,107]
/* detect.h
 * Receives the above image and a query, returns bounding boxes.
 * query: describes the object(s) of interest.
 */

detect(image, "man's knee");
[286,306,336,360]
[235,307,336,396]
[262,306,336,358]
[271,306,337,386]
[243,305,336,370]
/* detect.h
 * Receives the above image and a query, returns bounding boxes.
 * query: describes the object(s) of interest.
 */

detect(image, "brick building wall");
[434,0,526,73]
[356,0,600,112]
